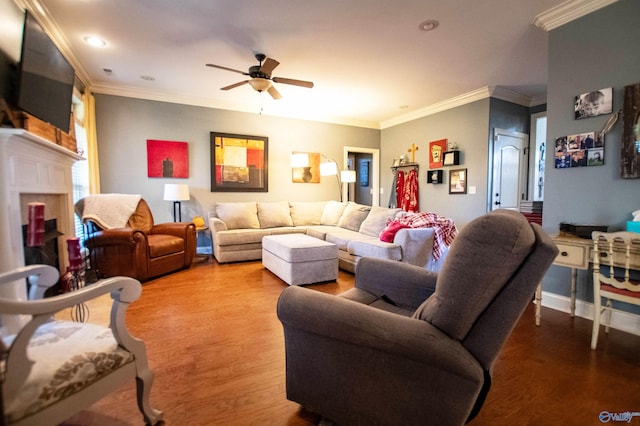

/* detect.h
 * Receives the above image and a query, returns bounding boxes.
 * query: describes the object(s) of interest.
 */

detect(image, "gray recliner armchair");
[277,209,558,426]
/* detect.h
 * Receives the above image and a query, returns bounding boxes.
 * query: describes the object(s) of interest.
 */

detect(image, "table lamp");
[163,184,190,222]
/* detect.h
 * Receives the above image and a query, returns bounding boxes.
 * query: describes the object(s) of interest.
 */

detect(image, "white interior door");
[491,129,529,211]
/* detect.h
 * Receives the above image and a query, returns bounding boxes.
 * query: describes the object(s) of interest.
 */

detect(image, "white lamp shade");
[163,184,190,201]
[320,161,338,176]
[340,170,357,183]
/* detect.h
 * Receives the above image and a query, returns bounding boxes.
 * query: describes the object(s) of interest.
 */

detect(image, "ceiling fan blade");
[221,80,249,90]
[267,85,282,100]
[260,58,280,76]
[272,77,314,88]
[206,63,249,75]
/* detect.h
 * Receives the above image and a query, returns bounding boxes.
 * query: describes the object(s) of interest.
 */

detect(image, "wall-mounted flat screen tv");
[17,11,74,133]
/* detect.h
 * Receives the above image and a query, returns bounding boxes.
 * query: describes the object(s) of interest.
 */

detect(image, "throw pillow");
[321,201,347,226]
[359,206,402,237]
[215,202,260,230]
[337,202,371,232]
[257,202,294,228]
[379,220,412,243]
[289,201,326,226]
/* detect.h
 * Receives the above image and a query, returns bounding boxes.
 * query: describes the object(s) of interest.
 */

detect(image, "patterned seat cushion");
[2,320,135,424]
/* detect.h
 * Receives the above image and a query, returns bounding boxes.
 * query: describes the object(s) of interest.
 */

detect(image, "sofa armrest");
[91,228,147,246]
[394,227,436,269]
[208,217,228,233]
[354,257,437,310]
[151,222,195,238]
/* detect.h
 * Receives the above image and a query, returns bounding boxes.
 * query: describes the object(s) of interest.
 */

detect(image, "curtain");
[83,92,101,194]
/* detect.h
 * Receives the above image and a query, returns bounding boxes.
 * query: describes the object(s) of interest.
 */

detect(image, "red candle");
[67,237,83,271]
[27,202,45,247]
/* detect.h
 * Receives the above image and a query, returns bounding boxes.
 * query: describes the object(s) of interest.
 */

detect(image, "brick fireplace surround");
[0,129,82,333]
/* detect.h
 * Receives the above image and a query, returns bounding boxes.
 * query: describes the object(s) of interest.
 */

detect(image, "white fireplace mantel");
[0,128,83,333]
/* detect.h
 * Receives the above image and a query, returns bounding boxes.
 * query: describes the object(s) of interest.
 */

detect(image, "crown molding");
[379,86,537,129]
[90,83,381,129]
[533,0,619,31]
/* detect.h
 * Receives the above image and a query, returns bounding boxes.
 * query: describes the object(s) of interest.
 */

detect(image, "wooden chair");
[0,265,162,425]
[591,231,640,350]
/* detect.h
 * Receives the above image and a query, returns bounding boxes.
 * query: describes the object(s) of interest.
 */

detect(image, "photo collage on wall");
[554,132,604,168]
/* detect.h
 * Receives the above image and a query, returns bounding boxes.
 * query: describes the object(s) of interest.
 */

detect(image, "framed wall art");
[622,82,640,178]
[574,87,613,120]
[291,151,320,183]
[210,132,268,192]
[147,140,189,178]
[429,139,447,168]
[449,168,467,194]
[554,131,603,169]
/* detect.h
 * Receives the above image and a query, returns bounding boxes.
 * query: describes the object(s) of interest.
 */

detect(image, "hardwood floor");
[59,259,640,426]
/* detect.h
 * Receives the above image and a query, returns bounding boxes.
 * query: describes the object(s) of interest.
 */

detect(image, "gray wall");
[381,99,491,228]
[542,0,640,306]
[94,94,380,223]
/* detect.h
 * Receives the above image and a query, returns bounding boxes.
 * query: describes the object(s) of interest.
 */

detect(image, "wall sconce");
[163,184,190,222]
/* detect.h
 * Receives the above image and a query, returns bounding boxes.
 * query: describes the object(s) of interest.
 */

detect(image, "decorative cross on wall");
[407,143,419,163]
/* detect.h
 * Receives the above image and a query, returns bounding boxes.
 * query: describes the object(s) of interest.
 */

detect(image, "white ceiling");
[19,0,617,129]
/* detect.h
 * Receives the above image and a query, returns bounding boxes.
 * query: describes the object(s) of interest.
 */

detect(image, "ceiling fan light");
[249,78,272,92]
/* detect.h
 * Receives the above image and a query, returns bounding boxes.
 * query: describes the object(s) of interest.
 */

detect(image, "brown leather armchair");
[78,198,196,282]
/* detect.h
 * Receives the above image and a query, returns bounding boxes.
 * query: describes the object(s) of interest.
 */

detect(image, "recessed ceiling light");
[140,75,155,81]
[84,36,106,47]
[419,19,439,32]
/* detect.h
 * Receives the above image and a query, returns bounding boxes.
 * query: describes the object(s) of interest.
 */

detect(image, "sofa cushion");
[347,238,402,261]
[325,229,371,250]
[337,202,371,232]
[215,202,260,230]
[257,202,294,228]
[289,201,326,226]
[215,228,271,245]
[147,234,184,258]
[321,201,348,225]
[359,206,402,237]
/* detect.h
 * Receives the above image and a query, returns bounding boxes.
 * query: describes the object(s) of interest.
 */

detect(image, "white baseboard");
[540,291,640,337]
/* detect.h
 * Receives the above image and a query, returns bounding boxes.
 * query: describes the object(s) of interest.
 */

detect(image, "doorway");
[491,128,529,211]
[343,146,379,206]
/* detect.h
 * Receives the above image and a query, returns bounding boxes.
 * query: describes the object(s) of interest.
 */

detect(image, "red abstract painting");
[147,140,189,178]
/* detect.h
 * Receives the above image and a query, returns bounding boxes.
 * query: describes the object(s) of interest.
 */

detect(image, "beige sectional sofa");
[208,201,448,272]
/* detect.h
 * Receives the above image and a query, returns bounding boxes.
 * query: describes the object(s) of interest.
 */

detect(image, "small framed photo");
[449,168,467,194]
[443,150,460,166]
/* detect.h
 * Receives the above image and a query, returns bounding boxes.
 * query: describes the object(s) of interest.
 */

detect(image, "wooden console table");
[535,233,640,326]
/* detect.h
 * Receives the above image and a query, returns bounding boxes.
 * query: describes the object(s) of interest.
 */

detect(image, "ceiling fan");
[206,53,314,100]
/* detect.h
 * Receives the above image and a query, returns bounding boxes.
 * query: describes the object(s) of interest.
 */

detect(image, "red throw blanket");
[394,212,458,260]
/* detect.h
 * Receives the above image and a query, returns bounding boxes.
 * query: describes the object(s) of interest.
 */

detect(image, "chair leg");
[591,295,601,350]
[604,299,612,334]
[136,371,163,425]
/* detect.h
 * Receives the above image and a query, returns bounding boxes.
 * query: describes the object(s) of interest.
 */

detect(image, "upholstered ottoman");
[262,234,338,285]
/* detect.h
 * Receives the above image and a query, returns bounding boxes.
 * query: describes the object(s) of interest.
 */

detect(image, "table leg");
[570,267,577,317]
[535,282,542,326]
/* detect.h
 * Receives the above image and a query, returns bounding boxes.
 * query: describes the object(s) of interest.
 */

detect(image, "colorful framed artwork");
[291,152,320,183]
[449,168,467,194]
[429,139,447,169]
[210,132,268,192]
[147,140,189,178]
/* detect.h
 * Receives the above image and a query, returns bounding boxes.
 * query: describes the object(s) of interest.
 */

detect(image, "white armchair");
[0,265,162,425]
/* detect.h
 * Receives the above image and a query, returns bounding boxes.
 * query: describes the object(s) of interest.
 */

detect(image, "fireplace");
[0,128,82,333]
